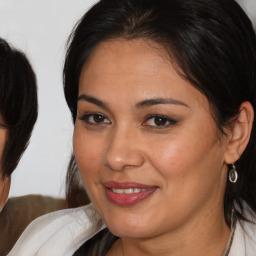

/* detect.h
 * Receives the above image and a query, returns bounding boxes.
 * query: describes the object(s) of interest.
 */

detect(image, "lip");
[103,181,158,206]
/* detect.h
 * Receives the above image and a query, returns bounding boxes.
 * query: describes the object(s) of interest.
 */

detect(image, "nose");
[104,126,145,171]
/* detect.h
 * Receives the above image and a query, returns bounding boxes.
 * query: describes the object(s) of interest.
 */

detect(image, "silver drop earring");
[229,163,238,183]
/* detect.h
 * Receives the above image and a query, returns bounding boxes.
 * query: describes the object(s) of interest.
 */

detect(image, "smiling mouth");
[103,181,158,206]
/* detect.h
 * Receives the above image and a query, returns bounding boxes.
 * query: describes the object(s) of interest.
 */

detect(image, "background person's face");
[0,114,9,211]
[73,39,229,239]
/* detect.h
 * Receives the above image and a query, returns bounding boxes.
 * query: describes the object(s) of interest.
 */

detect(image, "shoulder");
[230,205,256,256]
[8,204,105,256]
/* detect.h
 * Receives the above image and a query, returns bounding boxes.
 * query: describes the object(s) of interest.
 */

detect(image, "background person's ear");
[0,176,11,211]
[224,101,254,164]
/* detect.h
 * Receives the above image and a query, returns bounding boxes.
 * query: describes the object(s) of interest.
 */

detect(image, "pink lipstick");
[103,181,158,206]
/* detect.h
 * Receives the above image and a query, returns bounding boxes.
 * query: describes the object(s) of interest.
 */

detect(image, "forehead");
[82,38,170,77]
[78,39,209,109]
[80,39,174,89]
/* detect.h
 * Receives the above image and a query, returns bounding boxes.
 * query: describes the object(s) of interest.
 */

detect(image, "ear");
[224,101,254,164]
[0,176,10,211]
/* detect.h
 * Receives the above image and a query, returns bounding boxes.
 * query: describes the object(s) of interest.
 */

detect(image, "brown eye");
[79,113,110,125]
[143,115,177,128]
[92,114,106,123]
[153,117,168,126]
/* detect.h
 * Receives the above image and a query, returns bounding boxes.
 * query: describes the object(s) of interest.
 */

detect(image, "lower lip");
[105,188,157,206]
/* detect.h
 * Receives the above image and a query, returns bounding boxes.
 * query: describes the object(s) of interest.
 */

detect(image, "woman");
[0,38,38,211]
[9,0,256,255]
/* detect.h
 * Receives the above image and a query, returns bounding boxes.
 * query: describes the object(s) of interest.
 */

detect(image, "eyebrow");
[135,98,189,109]
[77,94,109,109]
[77,94,189,109]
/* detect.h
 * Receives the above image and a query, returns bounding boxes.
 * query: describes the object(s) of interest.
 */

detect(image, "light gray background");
[0,0,98,198]
[0,0,255,199]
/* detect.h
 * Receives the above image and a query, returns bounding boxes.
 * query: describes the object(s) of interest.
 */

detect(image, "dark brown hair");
[0,38,38,178]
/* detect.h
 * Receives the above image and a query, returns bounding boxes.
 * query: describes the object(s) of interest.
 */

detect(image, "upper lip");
[103,181,158,189]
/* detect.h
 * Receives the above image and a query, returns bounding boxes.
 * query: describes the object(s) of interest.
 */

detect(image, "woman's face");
[74,39,229,239]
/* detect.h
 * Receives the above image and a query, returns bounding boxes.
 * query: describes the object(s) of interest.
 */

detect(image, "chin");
[109,225,150,239]
[103,211,156,239]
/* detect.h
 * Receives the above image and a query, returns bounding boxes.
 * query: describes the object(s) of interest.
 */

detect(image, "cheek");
[146,137,198,178]
[74,125,98,164]
[73,127,104,187]
[158,138,225,207]
[0,130,7,167]
[146,126,222,185]
[147,135,225,224]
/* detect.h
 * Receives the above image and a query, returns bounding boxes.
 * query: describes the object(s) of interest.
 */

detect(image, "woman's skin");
[73,39,253,256]
[0,114,9,211]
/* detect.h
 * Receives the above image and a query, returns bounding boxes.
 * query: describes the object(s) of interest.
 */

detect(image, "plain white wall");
[0,0,255,199]
[239,0,256,29]
[0,0,98,198]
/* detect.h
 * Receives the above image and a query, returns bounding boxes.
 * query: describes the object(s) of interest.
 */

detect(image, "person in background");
[0,38,38,211]
[8,0,256,255]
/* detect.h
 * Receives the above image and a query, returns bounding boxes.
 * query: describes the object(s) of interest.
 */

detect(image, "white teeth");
[111,188,147,194]
[124,188,133,194]
[133,188,140,193]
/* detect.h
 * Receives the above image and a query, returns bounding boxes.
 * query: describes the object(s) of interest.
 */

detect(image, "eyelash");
[78,113,177,129]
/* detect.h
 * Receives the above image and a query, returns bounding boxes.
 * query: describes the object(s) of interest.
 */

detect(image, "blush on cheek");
[154,145,187,176]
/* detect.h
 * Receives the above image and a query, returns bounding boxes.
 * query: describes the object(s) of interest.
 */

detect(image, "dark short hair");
[0,38,38,178]
[64,0,256,224]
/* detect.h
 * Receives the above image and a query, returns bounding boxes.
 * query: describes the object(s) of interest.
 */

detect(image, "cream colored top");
[8,204,256,256]
[8,204,105,256]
